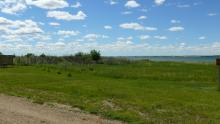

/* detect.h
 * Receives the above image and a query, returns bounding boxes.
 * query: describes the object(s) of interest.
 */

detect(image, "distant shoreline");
[106,56,220,63]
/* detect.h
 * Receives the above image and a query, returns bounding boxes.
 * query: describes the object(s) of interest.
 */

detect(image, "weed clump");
[89,67,94,71]
[57,71,62,75]
[67,73,72,77]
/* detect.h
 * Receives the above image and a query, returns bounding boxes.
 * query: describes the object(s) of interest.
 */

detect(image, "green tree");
[0,52,3,55]
[25,53,35,58]
[40,53,46,58]
[74,52,84,57]
[90,50,101,62]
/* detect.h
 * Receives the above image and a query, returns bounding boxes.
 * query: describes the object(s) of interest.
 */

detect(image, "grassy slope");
[0,61,219,123]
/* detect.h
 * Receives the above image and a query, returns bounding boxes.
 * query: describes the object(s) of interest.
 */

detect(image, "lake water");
[123,56,220,63]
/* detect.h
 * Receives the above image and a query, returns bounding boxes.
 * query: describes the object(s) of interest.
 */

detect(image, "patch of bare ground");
[0,94,122,124]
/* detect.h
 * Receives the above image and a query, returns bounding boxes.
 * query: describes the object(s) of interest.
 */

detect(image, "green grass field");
[0,61,219,123]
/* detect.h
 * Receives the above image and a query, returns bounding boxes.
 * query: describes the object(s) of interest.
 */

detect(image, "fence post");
[216,58,220,90]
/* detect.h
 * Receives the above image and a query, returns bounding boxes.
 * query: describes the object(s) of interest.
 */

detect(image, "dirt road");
[0,94,122,124]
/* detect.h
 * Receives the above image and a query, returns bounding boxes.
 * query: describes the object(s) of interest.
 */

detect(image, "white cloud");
[120,23,144,30]
[116,37,134,45]
[154,0,166,5]
[83,34,108,41]
[145,27,157,31]
[121,11,133,15]
[71,2,81,8]
[177,4,190,8]
[0,17,44,44]
[106,0,118,5]
[139,35,150,40]
[26,0,69,9]
[104,25,112,29]
[120,23,157,31]
[0,0,27,15]
[138,16,147,20]
[208,13,217,16]
[49,22,60,26]
[47,11,87,21]
[117,36,133,41]
[154,35,167,40]
[57,30,80,37]
[0,17,43,35]
[125,0,140,8]
[198,36,206,40]
[171,19,181,24]
[53,42,66,49]
[168,26,184,32]
[2,39,220,56]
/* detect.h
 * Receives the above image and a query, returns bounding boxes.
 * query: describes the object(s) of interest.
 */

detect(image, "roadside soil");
[0,94,122,124]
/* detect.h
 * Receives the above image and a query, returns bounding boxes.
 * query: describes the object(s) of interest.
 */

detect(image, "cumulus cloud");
[198,36,206,40]
[168,26,184,32]
[208,13,217,16]
[0,0,69,14]
[121,11,133,15]
[53,42,66,49]
[2,39,220,56]
[138,16,147,20]
[0,17,43,35]
[139,35,150,40]
[0,0,27,15]
[0,17,46,44]
[154,0,166,5]
[47,11,87,21]
[145,27,157,31]
[83,34,108,41]
[120,23,157,31]
[57,30,80,37]
[71,2,81,8]
[106,0,118,5]
[125,0,140,8]
[120,23,144,30]
[171,19,181,24]
[115,37,133,45]
[26,0,69,9]
[154,35,167,40]
[49,22,60,26]
[104,25,112,30]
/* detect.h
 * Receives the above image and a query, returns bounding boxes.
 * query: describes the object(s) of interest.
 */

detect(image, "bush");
[13,50,102,65]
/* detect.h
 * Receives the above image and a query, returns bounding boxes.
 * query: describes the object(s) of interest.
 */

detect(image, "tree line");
[1,50,132,65]
[12,50,101,65]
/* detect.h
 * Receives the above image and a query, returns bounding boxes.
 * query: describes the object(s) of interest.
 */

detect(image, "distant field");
[0,61,219,123]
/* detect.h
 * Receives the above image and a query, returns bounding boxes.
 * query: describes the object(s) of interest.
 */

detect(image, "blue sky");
[0,0,219,56]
